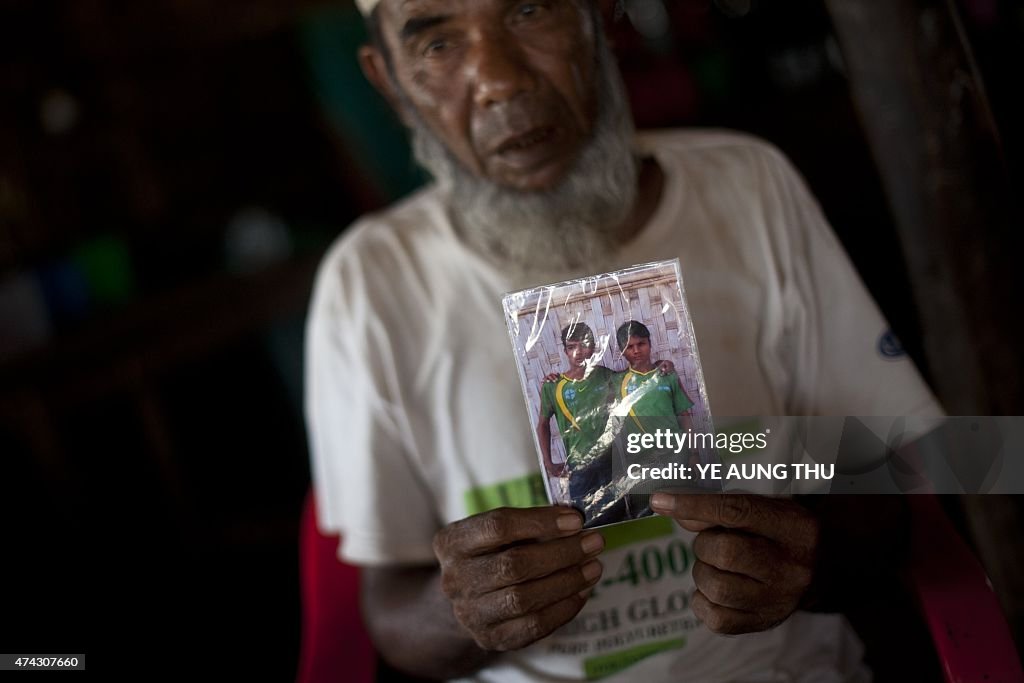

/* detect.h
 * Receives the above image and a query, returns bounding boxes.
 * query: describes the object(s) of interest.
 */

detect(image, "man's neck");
[564,366,588,380]
[614,156,665,245]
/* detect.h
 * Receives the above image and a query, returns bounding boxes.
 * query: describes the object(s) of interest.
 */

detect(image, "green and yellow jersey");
[615,368,694,434]
[540,366,614,468]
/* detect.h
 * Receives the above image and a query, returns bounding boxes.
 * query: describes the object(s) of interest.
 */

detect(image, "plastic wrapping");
[502,259,718,529]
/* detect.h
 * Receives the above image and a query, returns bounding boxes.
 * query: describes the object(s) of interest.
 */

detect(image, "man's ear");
[358,45,412,127]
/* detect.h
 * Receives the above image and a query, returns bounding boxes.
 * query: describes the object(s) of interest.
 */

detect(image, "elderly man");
[305,0,942,680]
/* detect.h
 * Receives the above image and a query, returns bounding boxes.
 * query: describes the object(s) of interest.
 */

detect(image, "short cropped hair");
[561,322,595,349]
[616,320,650,351]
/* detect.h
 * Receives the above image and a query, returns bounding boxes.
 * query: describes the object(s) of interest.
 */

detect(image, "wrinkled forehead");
[360,0,591,15]
[363,0,456,19]
[368,0,595,31]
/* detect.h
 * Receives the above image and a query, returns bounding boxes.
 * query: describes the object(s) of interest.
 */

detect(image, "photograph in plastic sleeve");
[502,259,719,529]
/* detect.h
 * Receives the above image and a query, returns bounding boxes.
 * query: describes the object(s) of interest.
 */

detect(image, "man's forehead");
[372,0,589,22]
[367,0,458,20]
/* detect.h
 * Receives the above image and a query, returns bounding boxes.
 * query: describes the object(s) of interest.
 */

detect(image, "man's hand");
[655,359,676,374]
[433,506,604,651]
[651,493,819,635]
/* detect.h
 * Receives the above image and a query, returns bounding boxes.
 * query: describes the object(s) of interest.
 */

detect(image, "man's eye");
[423,38,448,56]
[516,2,546,18]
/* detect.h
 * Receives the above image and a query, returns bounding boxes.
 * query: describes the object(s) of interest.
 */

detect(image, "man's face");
[621,335,651,369]
[564,338,595,368]
[378,0,598,191]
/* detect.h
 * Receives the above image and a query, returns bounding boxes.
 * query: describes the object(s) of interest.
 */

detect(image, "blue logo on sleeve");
[878,330,906,359]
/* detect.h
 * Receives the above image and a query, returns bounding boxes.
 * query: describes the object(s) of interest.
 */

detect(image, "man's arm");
[362,564,494,679]
[361,507,604,679]
[674,375,696,448]
[537,387,563,477]
[536,417,562,477]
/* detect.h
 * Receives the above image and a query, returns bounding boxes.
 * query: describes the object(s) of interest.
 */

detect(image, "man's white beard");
[406,35,639,277]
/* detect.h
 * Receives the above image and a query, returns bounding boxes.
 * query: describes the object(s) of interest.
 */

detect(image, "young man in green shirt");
[536,322,622,525]
[615,320,695,435]
[614,320,702,513]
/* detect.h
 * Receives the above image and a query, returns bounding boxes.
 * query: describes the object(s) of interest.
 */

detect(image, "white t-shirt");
[305,130,942,682]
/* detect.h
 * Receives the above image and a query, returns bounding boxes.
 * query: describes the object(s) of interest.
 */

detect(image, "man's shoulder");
[632,369,678,385]
[637,128,784,159]
[333,185,449,256]
[637,128,798,181]
[312,185,451,289]
[637,128,813,225]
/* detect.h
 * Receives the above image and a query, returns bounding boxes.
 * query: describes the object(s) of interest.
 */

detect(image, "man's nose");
[468,33,536,108]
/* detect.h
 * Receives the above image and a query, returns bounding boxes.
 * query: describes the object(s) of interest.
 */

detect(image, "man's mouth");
[494,126,558,155]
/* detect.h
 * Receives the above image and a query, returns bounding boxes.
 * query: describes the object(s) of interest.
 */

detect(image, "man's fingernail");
[581,532,604,555]
[558,512,583,531]
[578,588,594,600]
[582,560,602,583]
[651,493,675,511]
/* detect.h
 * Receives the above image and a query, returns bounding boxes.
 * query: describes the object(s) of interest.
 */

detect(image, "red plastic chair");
[905,495,1023,683]
[296,493,376,683]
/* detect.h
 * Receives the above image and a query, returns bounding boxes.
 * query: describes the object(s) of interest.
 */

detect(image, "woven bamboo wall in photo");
[504,261,714,492]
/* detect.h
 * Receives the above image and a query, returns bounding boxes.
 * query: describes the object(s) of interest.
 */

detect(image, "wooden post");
[824,0,1021,415]
[826,0,1024,654]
